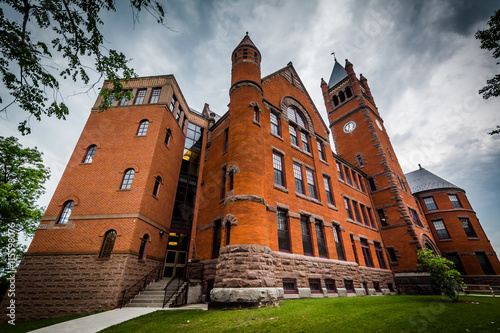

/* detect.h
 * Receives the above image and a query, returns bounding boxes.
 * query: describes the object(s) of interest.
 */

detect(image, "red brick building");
[4,34,499,321]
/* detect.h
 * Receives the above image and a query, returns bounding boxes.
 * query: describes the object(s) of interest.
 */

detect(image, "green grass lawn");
[0,311,97,333]
[99,295,500,333]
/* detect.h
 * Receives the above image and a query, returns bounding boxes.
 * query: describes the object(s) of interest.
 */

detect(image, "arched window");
[287,106,306,129]
[137,120,149,136]
[121,169,135,189]
[99,230,117,258]
[165,129,172,146]
[339,91,346,102]
[333,95,339,106]
[56,200,74,224]
[152,176,162,197]
[82,145,97,163]
[138,234,149,260]
[345,86,353,98]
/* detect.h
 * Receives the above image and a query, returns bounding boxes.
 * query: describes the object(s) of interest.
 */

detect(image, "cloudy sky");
[2,0,500,254]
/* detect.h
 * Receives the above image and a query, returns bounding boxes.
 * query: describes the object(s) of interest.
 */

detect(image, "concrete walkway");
[29,304,208,333]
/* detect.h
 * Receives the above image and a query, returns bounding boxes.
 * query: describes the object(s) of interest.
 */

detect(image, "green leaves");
[0,136,50,276]
[0,0,166,135]
[417,249,465,302]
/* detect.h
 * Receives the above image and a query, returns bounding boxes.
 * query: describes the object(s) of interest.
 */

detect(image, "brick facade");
[3,34,498,322]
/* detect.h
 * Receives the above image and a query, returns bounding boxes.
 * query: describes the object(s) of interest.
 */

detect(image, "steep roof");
[405,166,463,194]
[327,60,349,89]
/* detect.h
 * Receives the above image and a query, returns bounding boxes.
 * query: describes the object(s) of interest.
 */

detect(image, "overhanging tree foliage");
[475,9,500,135]
[417,249,465,302]
[0,136,50,277]
[0,0,167,135]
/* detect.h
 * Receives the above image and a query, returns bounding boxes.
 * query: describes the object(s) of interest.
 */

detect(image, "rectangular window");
[367,207,376,228]
[361,205,369,226]
[460,217,477,238]
[352,201,362,223]
[408,207,423,227]
[344,166,352,185]
[223,128,228,153]
[448,194,462,208]
[433,220,450,240]
[368,177,377,191]
[119,90,132,106]
[273,152,285,187]
[377,209,388,226]
[423,197,438,211]
[220,166,227,200]
[373,281,381,292]
[345,280,354,293]
[149,87,161,103]
[374,242,387,269]
[351,235,359,264]
[361,239,374,267]
[323,176,334,205]
[336,162,344,181]
[387,248,398,263]
[359,175,366,192]
[301,132,310,152]
[317,141,326,161]
[170,95,177,112]
[344,198,354,220]
[289,125,298,146]
[476,252,496,275]
[134,88,146,104]
[277,210,290,252]
[293,163,305,194]
[309,279,322,293]
[270,112,281,136]
[212,220,221,259]
[333,226,345,260]
[228,172,234,191]
[301,215,313,255]
[325,279,337,293]
[253,109,259,122]
[306,169,317,199]
[225,223,231,246]
[283,278,297,294]
[445,253,466,275]
[352,172,360,189]
[176,108,183,122]
[315,220,328,258]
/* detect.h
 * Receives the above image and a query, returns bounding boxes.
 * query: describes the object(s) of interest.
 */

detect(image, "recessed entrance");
[164,232,189,279]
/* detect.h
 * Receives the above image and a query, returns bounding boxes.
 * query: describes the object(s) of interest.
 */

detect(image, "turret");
[230,32,262,97]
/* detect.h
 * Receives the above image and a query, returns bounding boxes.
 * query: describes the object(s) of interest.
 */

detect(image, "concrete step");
[127,302,164,308]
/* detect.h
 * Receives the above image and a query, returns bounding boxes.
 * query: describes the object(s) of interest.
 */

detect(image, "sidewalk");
[29,304,208,333]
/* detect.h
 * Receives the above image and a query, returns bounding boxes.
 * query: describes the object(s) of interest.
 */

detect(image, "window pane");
[273,153,284,186]
[150,87,161,103]
[277,210,290,251]
[137,120,149,136]
[460,218,477,238]
[294,163,304,194]
[121,169,135,189]
[306,169,317,199]
[83,145,97,163]
[424,197,437,210]
[289,125,298,146]
[57,201,74,224]
[134,88,146,104]
[271,113,280,135]
[448,194,462,208]
[301,216,313,255]
[433,220,450,239]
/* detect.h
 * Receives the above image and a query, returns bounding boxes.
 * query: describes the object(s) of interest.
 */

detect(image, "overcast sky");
[2,0,499,255]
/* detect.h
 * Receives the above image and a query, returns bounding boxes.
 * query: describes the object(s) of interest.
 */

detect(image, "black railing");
[162,277,186,308]
[119,265,162,308]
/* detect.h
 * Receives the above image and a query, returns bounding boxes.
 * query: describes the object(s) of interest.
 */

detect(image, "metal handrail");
[162,276,186,308]
[119,265,162,308]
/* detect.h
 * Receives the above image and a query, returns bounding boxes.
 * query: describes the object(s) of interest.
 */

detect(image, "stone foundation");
[394,272,434,295]
[200,244,396,309]
[462,275,500,287]
[1,253,161,322]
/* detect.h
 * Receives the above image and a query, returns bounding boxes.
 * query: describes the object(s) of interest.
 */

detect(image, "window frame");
[423,196,438,211]
[300,215,313,256]
[138,234,149,261]
[119,90,132,106]
[476,252,496,275]
[136,120,149,136]
[134,88,147,105]
[120,168,135,190]
[301,131,310,153]
[344,279,355,293]
[293,163,305,194]
[99,230,117,258]
[460,217,477,238]
[344,166,352,185]
[273,152,285,187]
[432,219,451,240]
[82,145,97,163]
[289,124,299,147]
[283,278,298,294]
[317,141,326,161]
[277,209,291,252]
[344,198,354,220]
[315,220,328,258]
[448,194,462,208]
[309,279,322,294]
[270,112,281,136]
[325,279,337,293]
[56,200,74,224]
[223,128,229,153]
[152,176,162,197]
[374,241,387,269]
[350,234,359,264]
[165,129,172,146]
[149,87,161,103]
[170,95,177,113]
[333,226,345,260]
[352,201,362,223]
[212,219,222,259]
[323,176,335,205]
[336,162,344,181]
[306,168,318,199]
[220,166,227,200]
[360,238,374,267]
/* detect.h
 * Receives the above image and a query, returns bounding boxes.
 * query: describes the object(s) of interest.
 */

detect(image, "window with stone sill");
[289,124,299,146]
[317,141,326,161]
[423,196,438,211]
[315,220,328,258]
[367,207,376,228]
[120,168,135,190]
[136,120,149,136]
[336,162,344,181]
[460,217,477,238]
[361,238,374,267]
[344,166,352,185]
[432,220,450,240]
[277,209,290,252]
[293,163,305,195]
[345,279,355,293]
[352,172,360,189]
[387,248,398,263]
[352,201,362,223]
[309,279,322,294]
[325,279,337,293]
[323,176,334,206]
[350,234,359,264]
[301,131,310,153]
[301,215,313,256]
[373,281,381,292]
[448,194,462,208]
[170,95,177,112]
[374,241,387,269]
[99,229,117,258]
[119,90,132,106]
[283,278,298,294]
[270,112,281,136]
[82,145,97,163]
[306,168,318,199]
[149,87,161,103]
[273,152,285,187]
[360,205,370,227]
[333,226,345,260]
[134,88,146,104]
[344,198,354,220]
[56,200,74,224]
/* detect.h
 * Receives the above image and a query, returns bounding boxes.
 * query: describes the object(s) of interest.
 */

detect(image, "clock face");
[343,121,356,133]
[376,119,383,130]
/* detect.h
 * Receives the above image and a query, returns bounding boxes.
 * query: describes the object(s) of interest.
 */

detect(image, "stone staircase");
[127,278,186,308]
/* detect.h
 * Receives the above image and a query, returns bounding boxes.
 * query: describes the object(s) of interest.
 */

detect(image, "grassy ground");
[0,311,97,333]
[99,295,500,333]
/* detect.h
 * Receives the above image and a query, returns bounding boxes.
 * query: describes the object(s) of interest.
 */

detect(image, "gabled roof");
[261,62,330,138]
[405,166,463,194]
[327,60,348,89]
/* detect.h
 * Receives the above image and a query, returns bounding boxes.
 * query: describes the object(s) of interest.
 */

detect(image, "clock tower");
[321,59,438,277]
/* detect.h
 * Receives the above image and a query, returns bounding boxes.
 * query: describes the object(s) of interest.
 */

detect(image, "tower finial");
[246,31,249,36]
[418,164,422,169]
[331,51,337,62]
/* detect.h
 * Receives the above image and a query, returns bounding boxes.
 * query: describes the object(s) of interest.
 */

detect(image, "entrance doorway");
[164,232,189,279]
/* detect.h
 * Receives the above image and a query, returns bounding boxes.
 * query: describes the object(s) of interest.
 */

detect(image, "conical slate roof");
[328,60,348,89]
[235,33,257,50]
[405,166,462,194]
